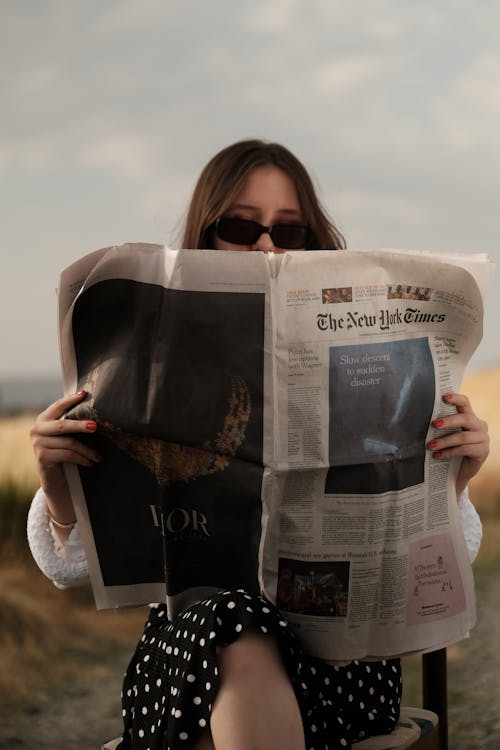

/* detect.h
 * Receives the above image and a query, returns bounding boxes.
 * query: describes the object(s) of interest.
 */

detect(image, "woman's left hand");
[427,393,489,499]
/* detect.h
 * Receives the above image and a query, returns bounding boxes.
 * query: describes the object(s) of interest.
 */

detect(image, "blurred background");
[1,2,499,748]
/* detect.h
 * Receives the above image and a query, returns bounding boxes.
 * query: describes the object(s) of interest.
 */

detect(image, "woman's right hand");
[30,390,102,527]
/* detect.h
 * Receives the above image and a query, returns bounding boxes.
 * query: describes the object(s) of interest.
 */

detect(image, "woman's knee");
[216,629,286,681]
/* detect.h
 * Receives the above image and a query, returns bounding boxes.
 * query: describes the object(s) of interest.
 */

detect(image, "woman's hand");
[30,391,102,533]
[427,393,489,499]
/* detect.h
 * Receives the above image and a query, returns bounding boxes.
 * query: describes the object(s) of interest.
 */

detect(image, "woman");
[29,140,488,750]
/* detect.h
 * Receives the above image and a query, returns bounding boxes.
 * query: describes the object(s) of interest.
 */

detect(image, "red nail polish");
[443,394,453,402]
[433,419,444,428]
[86,421,97,432]
[433,451,443,459]
[427,440,438,450]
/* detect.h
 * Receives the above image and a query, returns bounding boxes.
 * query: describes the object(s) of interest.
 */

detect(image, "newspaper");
[59,244,494,661]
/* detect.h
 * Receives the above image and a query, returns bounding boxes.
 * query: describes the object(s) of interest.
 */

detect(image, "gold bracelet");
[47,508,77,529]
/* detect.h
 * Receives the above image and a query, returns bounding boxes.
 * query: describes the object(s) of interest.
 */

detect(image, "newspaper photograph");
[58,243,494,661]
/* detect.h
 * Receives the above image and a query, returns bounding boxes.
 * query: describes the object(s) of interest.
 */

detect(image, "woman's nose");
[253,230,275,253]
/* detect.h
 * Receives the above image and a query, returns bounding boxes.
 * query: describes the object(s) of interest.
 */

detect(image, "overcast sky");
[2,0,499,379]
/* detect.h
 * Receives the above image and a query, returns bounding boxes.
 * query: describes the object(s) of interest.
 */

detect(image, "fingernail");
[433,419,444,428]
[94,454,104,462]
[77,389,87,397]
[442,394,453,402]
[86,421,97,432]
[427,440,438,450]
[433,451,443,459]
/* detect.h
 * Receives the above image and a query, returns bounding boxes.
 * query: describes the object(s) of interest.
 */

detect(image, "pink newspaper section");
[407,533,467,626]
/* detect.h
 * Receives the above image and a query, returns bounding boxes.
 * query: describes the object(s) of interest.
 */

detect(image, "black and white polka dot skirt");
[117,590,401,750]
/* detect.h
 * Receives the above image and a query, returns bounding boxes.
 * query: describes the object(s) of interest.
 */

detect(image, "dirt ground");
[1,664,124,750]
[0,559,147,750]
[0,617,144,750]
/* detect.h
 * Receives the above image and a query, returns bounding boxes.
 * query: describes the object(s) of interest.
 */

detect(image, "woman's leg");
[206,629,306,750]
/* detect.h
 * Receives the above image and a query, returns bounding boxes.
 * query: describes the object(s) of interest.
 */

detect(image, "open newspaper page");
[58,244,493,660]
[262,249,493,661]
[59,245,273,613]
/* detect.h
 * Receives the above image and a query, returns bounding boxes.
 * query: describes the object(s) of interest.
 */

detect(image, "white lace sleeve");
[27,487,90,589]
[458,486,483,562]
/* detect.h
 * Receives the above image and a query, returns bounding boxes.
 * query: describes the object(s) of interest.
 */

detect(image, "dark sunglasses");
[213,216,313,250]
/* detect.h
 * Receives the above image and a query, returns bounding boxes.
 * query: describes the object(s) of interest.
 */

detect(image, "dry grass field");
[461,367,500,515]
[0,413,40,489]
[0,366,499,747]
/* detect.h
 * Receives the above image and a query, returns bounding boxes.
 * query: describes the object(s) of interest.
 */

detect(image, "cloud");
[78,133,161,180]
[331,188,429,248]
[137,172,196,243]
[245,0,300,32]
[311,53,392,97]
[435,52,500,149]
[90,0,174,36]
[0,134,58,175]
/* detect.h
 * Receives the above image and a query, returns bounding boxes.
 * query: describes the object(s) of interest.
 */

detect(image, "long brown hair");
[181,139,346,250]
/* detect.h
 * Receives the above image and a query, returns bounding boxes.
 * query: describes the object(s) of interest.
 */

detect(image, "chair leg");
[412,724,441,750]
[422,650,447,750]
